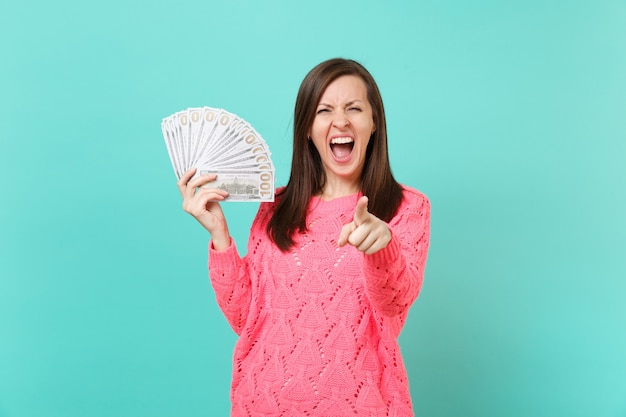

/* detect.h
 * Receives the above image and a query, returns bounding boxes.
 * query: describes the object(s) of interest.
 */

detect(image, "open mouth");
[330,137,354,159]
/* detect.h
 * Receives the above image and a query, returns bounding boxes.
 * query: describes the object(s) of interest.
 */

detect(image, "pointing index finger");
[354,196,369,225]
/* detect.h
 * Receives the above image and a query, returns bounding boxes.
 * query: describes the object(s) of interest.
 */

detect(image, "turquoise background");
[1,0,625,416]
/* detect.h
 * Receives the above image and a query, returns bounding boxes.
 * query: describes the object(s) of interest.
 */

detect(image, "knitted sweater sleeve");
[207,239,251,335]
[207,203,273,335]
[363,188,431,318]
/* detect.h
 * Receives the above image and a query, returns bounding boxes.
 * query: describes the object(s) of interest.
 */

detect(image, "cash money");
[162,107,275,202]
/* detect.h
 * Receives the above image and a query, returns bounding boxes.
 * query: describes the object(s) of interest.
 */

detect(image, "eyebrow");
[317,99,365,108]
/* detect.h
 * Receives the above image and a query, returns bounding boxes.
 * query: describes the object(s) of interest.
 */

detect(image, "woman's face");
[308,75,375,189]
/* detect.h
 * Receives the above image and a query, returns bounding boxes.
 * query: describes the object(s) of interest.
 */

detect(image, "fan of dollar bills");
[161,106,275,202]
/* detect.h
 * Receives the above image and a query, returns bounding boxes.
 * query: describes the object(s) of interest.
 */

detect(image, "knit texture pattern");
[208,186,430,417]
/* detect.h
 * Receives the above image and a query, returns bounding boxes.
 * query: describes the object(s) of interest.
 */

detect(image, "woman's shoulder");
[388,184,430,228]
[399,184,430,209]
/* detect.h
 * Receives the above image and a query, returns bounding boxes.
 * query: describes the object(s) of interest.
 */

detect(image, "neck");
[318,178,360,201]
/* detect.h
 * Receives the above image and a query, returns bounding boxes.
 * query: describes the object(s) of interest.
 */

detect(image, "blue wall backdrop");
[1,1,625,416]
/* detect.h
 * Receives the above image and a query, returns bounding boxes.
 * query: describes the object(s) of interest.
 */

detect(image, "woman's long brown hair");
[267,58,404,251]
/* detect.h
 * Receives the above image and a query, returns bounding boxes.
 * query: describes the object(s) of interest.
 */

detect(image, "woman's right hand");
[177,168,231,251]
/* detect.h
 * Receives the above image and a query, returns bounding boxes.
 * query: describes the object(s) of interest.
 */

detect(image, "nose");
[332,111,349,128]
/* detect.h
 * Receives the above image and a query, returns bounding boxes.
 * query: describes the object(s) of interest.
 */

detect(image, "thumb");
[337,222,355,247]
[353,196,369,226]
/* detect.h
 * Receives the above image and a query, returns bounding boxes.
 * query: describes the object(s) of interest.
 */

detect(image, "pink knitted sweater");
[208,186,430,416]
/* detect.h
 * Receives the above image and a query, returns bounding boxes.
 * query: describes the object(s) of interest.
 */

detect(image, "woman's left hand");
[338,196,392,255]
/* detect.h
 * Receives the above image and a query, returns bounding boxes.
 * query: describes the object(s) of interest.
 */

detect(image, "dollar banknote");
[197,169,274,202]
[161,106,275,202]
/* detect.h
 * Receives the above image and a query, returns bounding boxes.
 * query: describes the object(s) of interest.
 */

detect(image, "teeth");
[331,137,353,144]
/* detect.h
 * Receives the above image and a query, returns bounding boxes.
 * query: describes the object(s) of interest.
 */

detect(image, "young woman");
[178,58,430,416]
